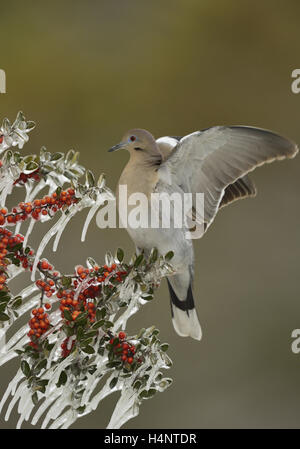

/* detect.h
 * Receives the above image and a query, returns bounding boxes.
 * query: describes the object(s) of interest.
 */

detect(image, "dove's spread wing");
[218,174,256,209]
[157,126,298,228]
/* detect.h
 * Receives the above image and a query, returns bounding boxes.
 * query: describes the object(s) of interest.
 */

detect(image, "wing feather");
[157,126,298,228]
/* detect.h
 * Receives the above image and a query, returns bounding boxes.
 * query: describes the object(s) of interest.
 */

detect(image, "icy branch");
[0,112,174,429]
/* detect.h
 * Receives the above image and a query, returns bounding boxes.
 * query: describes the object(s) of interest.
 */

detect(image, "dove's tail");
[167,275,202,341]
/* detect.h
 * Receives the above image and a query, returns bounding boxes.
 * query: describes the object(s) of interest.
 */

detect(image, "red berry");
[41,260,49,270]
[119,331,126,340]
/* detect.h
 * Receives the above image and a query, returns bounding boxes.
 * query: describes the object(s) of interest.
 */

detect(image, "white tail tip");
[172,307,202,341]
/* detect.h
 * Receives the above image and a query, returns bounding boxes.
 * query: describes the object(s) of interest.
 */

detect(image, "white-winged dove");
[109,126,298,340]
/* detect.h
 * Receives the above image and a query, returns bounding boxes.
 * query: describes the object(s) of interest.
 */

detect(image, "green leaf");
[86,170,95,188]
[65,325,74,337]
[141,338,150,346]
[37,379,49,387]
[0,303,7,313]
[57,370,68,387]
[35,359,47,372]
[109,377,118,389]
[87,257,96,268]
[14,349,24,356]
[85,329,98,337]
[70,151,80,165]
[97,173,105,187]
[81,345,95,354]
[2,118,11,134]
[11,242,23,252]
[32,392,38,406]
[81,337,93,346]
[21,360,31,378]
[160,343,169,352]
[106,361,122,369]
[63,309,73,321]
[77,405,86,414]
[66,149,75,163]
[26,121,36,131]
[0,312,9,321]
[23,155,34,163]
[91,319,105,330]
[45,342,55,351]
[117,248,124,262]
[139,388,156,399]
[98,347,105,356]
[35,379,49,393]
[150,248,158,263]
[134,254,144,267]
[74,311,88,323]
[11,296,22,309]
[50,152,64,161]
[165,251,174,261]
[100,308,107,318]
[104,321,114,329]
[133,380,142,390]
[76,326,84,340]
[147,388,157,398]
[25,161,39,172]
[95,309,102,321]
[138,389,148,399]
[142,295,153,301]
[0,290,10,299]
[61,276,72,289]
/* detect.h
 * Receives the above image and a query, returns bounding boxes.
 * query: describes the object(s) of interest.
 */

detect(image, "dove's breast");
[116,162,193,270]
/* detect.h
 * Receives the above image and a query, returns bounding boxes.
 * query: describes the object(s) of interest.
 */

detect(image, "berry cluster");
[0,188,77,225]
[58,287,99,324]
[0,227,35,273]
[101,263,126,283]
[0,229,55,349]
[35,260,59,298]
[0,224,129,360]
[58,264,127,325]
[61,337,76,358]
[26,262,128,354]
[0,227,27,274]
[36,277,56,298]
[13,169,41,185]
[109,332,138,365]
[27,305,51,349]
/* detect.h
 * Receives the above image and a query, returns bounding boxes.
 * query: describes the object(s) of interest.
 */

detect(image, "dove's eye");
[129,135,136,142]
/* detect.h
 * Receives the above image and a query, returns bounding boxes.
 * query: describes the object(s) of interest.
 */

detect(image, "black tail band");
[167,279,195,315]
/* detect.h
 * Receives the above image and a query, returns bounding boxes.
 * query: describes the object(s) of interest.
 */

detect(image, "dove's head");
[108,129,162,165]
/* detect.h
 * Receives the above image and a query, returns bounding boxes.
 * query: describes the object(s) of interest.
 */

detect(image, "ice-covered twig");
[0,112,174,430]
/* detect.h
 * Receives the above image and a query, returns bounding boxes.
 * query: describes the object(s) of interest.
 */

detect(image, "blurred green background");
[0,0,300,429]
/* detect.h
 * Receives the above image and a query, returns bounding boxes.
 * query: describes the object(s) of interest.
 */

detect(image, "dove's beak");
[108,142,126,153]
